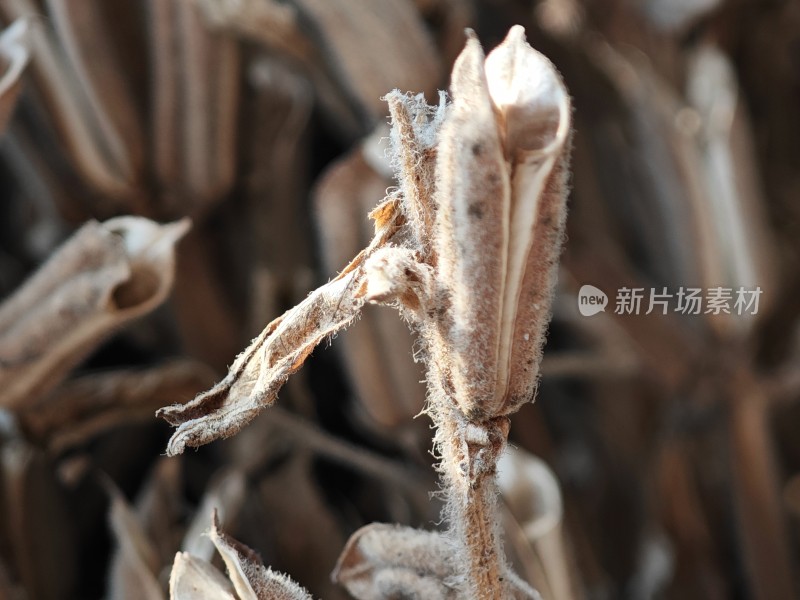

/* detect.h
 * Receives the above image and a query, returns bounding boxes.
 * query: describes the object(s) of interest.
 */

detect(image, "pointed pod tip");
[506,24,527,43]
[163,217,192,246]
[451,29,489,101]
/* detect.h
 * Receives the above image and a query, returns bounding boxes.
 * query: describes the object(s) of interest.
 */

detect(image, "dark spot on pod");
[468,202,484,219]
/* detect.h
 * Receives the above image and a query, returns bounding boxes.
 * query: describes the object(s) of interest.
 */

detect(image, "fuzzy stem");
[436,406,508,598]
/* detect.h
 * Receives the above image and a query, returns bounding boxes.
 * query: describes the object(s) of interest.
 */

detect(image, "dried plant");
[0,217,189,409]
[170,512,312,600]
[159,26,571,598]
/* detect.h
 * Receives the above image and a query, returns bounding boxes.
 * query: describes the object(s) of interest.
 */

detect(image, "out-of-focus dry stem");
[729,364,797,600]
[148,0,181,201]
[0,0,133,198]
[266,407,427,496]
[45,0,144,183]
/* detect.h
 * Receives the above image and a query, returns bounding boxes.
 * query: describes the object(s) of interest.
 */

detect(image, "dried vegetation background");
[0,0,799,598]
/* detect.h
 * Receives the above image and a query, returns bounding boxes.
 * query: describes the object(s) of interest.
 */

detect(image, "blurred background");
[0,0,798,598]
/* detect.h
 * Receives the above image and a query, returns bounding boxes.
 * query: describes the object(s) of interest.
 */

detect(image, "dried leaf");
[181,469,246,563]
[106,485,165,600]
[158,199,401,454]
[209,511,312,600]
[314,139,426,429]
[169,552,236,600]
[0,217,190,409]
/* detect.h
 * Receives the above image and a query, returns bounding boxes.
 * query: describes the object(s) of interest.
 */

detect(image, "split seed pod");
[435,26,571,420]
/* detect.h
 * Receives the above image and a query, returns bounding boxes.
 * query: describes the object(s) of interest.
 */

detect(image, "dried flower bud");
[435,26,571,420]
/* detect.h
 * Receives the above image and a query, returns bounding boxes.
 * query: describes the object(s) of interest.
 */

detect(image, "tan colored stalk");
[0,0,133,197]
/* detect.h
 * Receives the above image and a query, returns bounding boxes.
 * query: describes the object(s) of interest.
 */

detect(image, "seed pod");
[435,26,571,419]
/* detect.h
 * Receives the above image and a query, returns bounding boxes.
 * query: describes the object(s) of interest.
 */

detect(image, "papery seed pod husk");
[486,26,572,415]
[0,217,189,408]
[434,32,512,420]
[435,26,571,419]
[169,552,236,600]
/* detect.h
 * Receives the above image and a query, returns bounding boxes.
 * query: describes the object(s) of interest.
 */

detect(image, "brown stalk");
[0,0,133,198]
[45,0,145,185]
[177,0,214,203]
[291,0,441,120]
[728,363,797,600]
[147,0,181,205]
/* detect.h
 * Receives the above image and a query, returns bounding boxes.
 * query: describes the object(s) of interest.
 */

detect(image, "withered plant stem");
[436,408,507,597]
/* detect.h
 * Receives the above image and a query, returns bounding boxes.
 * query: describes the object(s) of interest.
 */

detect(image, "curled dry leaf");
[158,198,401,454]
[0,217,190,409]
[206,510,312,600]
[314,132,427,430]
[0,19,30,132]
